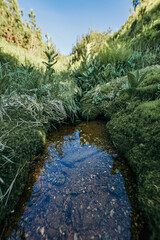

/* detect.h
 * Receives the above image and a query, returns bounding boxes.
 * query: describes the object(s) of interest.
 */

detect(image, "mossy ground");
[0,107,47,223]
[106,99,160,240]
[80,65,160,239]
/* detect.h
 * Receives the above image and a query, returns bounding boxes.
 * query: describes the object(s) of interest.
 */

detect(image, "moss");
[106,99,160,239]
[0,118,47,223]
[4,107,36,121]
[139,67,160,87]
[136,84,159,101]
[80,80,126,120]
[80,102,100,120]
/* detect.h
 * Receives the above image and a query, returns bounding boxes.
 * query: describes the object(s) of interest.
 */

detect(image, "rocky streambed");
[0,121,147,240]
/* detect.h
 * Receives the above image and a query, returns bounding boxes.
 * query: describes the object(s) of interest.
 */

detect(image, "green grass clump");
[80,66,160,119]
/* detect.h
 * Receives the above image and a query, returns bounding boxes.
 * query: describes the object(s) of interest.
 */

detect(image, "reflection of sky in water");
[2,121,145,240]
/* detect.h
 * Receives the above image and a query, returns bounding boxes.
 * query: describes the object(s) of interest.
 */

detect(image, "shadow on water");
[0,121,148,240]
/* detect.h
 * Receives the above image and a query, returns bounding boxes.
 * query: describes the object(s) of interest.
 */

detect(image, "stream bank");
[80,66,160,239]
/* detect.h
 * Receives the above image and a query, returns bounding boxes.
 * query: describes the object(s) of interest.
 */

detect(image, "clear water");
[0,121,145,240]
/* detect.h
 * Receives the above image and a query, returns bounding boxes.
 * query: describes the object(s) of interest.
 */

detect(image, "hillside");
[116,0,160,49]
[0,0,56,57]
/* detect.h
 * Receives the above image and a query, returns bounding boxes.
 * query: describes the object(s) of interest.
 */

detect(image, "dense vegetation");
[0,0,160,239]
[0,0,56,56]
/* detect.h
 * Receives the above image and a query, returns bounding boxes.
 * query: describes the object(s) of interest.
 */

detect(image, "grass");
[1,35,160,238]
[0,40,80,221]
[0,37,44,68]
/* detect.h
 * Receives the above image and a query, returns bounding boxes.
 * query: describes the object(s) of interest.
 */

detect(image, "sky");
[18,0,132,55]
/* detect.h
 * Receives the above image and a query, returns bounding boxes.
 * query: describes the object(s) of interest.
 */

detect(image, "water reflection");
[0,121,146,240]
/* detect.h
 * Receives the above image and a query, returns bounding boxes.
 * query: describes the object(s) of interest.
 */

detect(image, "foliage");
[72,29,109,61]
[0,0,52,57]
[116,0,160,50]
[126,70,147,97]
[43,47,58,76]
[0,44,79,220]
[97,42,132,76]
[74,44,100,93]
[28,9,37,29]
[132,0,140,10]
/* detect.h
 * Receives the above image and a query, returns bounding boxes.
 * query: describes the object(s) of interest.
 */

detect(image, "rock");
[74,232,78,240]
[40,227,45,235]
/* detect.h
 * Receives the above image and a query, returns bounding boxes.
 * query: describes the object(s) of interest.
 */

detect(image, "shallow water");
[0,121,145,240]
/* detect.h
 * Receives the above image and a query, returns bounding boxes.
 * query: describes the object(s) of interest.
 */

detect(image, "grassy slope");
[0,37,44,68]
[115,0,160,48]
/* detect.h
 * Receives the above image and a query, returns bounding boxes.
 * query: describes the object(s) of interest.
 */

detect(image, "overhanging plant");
[126,70,147,98]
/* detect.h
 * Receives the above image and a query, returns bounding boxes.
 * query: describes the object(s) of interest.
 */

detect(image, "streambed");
[0,121,146,239]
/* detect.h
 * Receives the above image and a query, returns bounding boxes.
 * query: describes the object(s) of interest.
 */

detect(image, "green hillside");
[116,0,160,49]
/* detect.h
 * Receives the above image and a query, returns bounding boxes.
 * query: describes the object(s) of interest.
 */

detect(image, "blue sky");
[18,0,132,55]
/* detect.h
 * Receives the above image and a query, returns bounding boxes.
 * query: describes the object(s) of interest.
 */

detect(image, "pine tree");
[8,0,19,13]
[28,9,36,29]
[132,0,140,10]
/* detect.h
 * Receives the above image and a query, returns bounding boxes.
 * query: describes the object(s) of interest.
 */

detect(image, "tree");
[132,0,140,10]
[43,34,58,77]
[19,9,24,17]
[28,9,36,29]
[107,27,112,35]
[1,0,22,43]
[7,0,19,13]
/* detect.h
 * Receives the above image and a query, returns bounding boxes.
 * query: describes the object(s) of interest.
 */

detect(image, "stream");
[0,121,146,240]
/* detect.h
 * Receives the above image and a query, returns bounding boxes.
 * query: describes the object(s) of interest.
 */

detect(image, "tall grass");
[72,41,160,95]
[0,43,80,208]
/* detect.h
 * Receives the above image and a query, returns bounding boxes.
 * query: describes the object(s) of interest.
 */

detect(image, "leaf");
[82,72,89,78]
[78,77,85,81]
[7,90,16,100]
[0,187,3,197]
[8,70,25,76]
[135,70,139,81]
[2,155,14,163]
[0,177,4,184]
[126,80,131,89]
[138,71,147,85]
[44,51,50,59]
[127,72,137,88]
[88,67,94,74]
